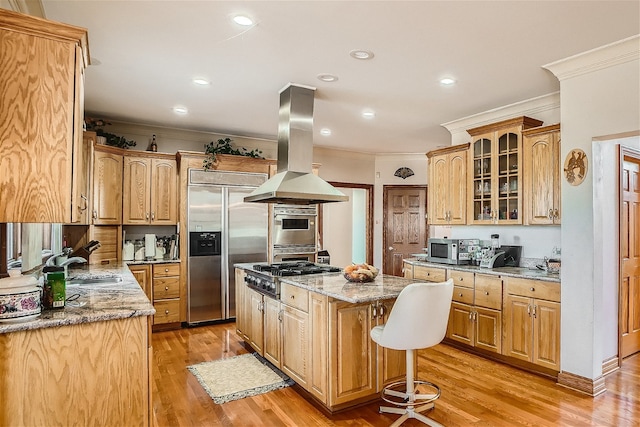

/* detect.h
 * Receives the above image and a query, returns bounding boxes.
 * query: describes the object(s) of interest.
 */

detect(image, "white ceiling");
[39,1,639,154]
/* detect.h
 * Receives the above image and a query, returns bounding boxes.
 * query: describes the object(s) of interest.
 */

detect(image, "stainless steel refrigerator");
[187,170,268,324]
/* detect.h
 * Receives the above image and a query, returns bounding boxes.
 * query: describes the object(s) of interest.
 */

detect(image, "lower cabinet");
[246,287,265,354]
[129,264,151,300]
[263,296,282,367]
[130,263,181,327]
[503,277,561,371]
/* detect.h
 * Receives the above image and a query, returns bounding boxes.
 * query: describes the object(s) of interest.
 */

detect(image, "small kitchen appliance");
[144,234,156,260]
[426,238,480,265]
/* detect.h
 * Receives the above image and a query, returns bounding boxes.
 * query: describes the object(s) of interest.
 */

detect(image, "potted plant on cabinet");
[84,117,137,149]
[203,137,263,170]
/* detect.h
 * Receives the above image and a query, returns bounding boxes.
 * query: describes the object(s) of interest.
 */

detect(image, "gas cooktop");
[252,262,341,276]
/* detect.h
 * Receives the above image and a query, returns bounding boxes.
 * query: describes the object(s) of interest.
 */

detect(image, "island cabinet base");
[0,316,151,427]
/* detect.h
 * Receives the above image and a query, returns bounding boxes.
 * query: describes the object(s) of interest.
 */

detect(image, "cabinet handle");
[426,272,430,276]
[548,209,553,220]
[278,310,282,322]
[530,287,535,292]
[469,312,473,321]
[165,310,170,315]
[458,277,463,282]
[151,212,155,221]
[92,210,97,220]
[533,305,537,318]
[146,212,150,220]
[459,292,463,297]
[553,209,559,220]
[165,286,169,291]
[290,295,295,300]
[165,268,169,272]
[485,291,489,295]
[473,311,477,321]
[379,303,386,319]
[527,305,531,316]
[371,304,377,320]
[80,194,88,211]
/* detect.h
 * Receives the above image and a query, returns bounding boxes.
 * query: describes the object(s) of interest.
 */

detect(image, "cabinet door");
[448,150,467,224]
[263,297,282,368]
[92,151,123,224]
[377,299,406,390]
[235,269,247,338]
[495,125,522,224]
[503,294,533,362]
[446,301,474,345]
[129,264,151,300]
[123,157,151,224]
[524,131,559,225]
[403,262,413,279]
[309,292,328,404]
[151,158,177,224]
[329,301,376,406]
[429,155,450,224]
[474,306,501,354]
[281,305,309,388]
[469,133,494,224]
[533,299,561,370]
[246,288,264,354]
[70,131,92,224]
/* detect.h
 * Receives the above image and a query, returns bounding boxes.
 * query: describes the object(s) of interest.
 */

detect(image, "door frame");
[618,146,640,363]
[382,184,428,275]
[317,182,374,265]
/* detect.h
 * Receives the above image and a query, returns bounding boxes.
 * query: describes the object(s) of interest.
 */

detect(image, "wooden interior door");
[620,152,640,358]
[383,186,427,276]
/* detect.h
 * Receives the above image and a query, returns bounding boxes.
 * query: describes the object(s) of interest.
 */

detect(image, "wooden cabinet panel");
[151,263,181,327]
[89,225,120,264]
[449,270,474,288]
[503,294,535,362]
[474,306,501,353]
[533,299,561,370]
[452,286,474,305]
[153,299,180,324]
[153,277,180,299]
[92,149,123,225]
[150,158,177,224]
[523,124,561,225]
[0,10,88,223]
[309,292,328,404]
[235,268,247,338]
[263,297,282,367]
[281,282,309,312]
[413,265,446,282]
[154,263,180,277]
[403,262,414,279]
[123,157,151,224]
[70,130,92,224]
[281,305,309,387]
[129,264,151,300]
[474,274,502,310]
[447,301,473,346]
[505,277,560,302]
[377,299,406,389]
[246,287,264,354]
[427,145,468,225]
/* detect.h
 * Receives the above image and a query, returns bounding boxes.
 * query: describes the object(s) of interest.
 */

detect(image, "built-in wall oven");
[272,204,317,263]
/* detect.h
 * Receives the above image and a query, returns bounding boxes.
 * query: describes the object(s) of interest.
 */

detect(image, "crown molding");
[543,34,640,81]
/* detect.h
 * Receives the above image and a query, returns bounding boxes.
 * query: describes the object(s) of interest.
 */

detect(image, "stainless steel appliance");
[244,262,341,299]
[426,238,480,265]
[187,170,268,325]
[272,204,317,263]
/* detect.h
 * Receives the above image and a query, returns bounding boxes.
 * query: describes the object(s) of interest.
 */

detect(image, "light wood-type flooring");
[152,322,639,426]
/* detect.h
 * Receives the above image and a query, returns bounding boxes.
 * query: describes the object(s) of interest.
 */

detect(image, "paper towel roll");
[145,234,156,259]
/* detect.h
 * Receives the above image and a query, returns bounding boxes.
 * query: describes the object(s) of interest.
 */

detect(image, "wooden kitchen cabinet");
[403,262,414,279]
[503,277,561,371]
[308,292,329,404]
[123,153,177,225]
[235,268,248,338]
[446,271,502,354]
[246,286,265,354]
[263,296,282,367]
[152,263,181,327]
[69,131,93,224]
[412,265,447,282]
[129,263,152,300]
[523,124,561,225]
[376,299,407,389]
[427,144,468,225]
[0,9,89,223]
[92,145,123,225]
[467,116,543,225]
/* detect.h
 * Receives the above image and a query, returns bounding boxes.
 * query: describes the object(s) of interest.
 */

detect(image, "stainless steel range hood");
[244,83,348,205]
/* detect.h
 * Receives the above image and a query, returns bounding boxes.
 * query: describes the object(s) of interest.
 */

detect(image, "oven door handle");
[274,213,317,217]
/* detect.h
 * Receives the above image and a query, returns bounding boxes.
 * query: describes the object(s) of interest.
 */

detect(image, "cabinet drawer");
[413,266,446,282]
[452,286,474,304]
[447,270,474,288]
[474,275,502,310]
[280,282,309,312]
[154,299,180,324]
[153,263,180,278]
[153,277,180,300]
[505,277,560,302]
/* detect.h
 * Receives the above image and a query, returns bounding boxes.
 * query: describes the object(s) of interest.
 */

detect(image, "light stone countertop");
[279,273,423,304]
[403,258,561,283]
[0,263,155,335]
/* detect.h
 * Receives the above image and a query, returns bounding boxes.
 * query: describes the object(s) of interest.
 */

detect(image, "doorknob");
[388,246,394,251]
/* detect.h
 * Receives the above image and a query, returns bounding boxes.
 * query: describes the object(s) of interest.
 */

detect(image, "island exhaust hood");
[244,83,348,205]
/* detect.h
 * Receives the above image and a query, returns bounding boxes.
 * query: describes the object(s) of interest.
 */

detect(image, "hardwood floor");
[152,323,639,426]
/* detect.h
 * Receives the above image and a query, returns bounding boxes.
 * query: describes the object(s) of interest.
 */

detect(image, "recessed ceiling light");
[320,128,332,136]
[362,110,376,119]
[317,74,338,83]
[350,49,374,60]
[440,77,456,86]
[173,106,188,115]
[193,78,210,86]
[233,15,253,26]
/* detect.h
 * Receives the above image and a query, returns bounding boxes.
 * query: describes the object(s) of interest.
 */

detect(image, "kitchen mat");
[188,352,293,404]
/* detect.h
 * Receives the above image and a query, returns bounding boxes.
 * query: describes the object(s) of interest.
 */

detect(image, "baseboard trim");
[602,356,620,376]
[557,371,606,396]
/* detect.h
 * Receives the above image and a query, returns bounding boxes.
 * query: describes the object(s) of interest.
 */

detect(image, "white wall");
[544,35,640,380]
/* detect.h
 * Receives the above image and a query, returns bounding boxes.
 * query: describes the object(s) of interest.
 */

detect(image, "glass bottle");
[150,134,158,152]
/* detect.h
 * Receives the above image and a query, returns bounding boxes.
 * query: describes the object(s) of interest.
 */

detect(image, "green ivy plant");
[97,129,137,149]
[203,137,263,170]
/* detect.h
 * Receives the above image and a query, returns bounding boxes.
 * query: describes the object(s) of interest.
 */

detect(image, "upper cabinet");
[69,131,94,224]
[0,9,89,223]
[522,124,561,225]
[123,152,177,225]
[427,144,468,225]
[92,145,123,225]
[466,117,543,225]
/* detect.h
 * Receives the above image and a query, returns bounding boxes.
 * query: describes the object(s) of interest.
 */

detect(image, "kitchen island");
[0,263,154,426]
[235,266,427,413]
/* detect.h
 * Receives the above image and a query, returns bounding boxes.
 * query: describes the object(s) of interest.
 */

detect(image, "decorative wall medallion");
[394,167,414,179]
[564,149,588,186]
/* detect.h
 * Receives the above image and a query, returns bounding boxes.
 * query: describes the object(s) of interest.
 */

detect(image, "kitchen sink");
[67,276,123,285]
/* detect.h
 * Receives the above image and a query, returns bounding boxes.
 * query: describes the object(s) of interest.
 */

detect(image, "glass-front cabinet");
[467,117,543,225]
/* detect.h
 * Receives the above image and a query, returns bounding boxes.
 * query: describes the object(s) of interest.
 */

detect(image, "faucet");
[58,257,88,268]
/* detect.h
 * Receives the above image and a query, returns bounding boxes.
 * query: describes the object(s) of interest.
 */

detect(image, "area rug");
[188,352,294,404]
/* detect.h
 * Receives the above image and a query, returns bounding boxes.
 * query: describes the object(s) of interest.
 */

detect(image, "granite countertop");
[280,273,423,304]
[125,259,180,265]
[404,258,561,283]
[0,263,155,334]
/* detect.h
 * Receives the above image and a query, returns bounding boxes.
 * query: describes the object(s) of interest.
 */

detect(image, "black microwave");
[426,238,479,265]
